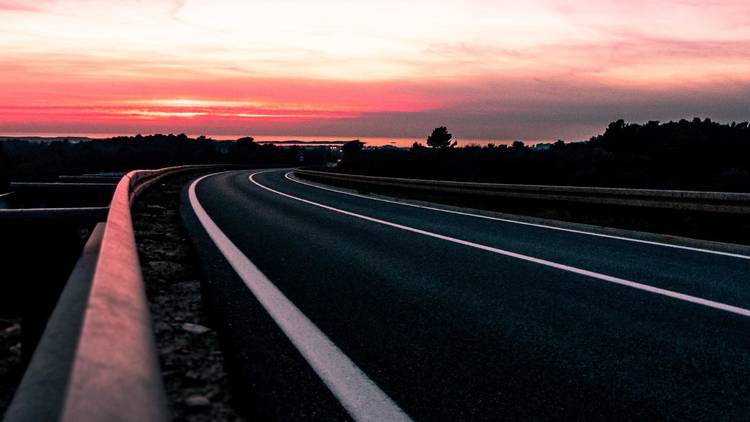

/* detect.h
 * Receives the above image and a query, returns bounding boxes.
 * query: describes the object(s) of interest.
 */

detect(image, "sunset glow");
[1,0,749,140]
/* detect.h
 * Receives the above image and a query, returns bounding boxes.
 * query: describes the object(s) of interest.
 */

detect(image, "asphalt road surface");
[181,169,750,421]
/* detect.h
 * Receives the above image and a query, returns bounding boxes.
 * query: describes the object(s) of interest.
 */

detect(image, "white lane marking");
[251,171,750,318]
[285,172,750,261]
[189,173,412,422]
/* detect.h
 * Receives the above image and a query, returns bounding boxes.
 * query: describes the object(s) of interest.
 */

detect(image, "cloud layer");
[1,0,749,140]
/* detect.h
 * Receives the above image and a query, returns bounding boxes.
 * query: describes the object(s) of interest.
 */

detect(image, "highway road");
[181,169,750,421]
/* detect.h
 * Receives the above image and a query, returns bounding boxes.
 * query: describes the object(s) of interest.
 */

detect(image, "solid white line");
[189,172,412,422]
[250,171,750,318]
[285,172,750,261]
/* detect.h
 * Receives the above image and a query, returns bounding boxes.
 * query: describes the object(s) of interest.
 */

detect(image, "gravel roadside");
[133,173,245,422]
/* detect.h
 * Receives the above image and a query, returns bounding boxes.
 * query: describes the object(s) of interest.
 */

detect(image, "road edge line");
[285,172,750,261]
[189,171,413,422]
[250,172,750,318]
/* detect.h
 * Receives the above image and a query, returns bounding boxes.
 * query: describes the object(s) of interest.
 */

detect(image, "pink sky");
[1,0,749,140]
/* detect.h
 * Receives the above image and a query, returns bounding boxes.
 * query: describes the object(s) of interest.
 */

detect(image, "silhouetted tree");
[328,118,750,192]
[236,136,257,149]
[410,142,426,151]
[234,136,259,160]
[337,140,365,170]
[342,140,364,156]
[427,126,453,148]
[608,119,626,133]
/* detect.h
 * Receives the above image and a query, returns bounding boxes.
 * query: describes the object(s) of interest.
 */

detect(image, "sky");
[1,0,749,141]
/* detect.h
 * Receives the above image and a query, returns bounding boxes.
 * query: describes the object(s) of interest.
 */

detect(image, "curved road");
[181,169,750,421]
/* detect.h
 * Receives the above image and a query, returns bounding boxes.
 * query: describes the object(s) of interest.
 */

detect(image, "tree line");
[337,119,750,192]
[0,134,330,190]
[2,118,749,192]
